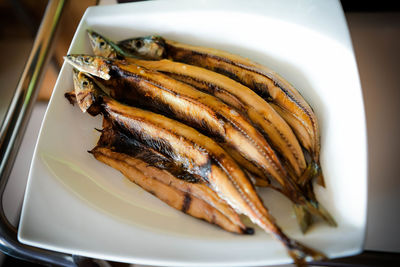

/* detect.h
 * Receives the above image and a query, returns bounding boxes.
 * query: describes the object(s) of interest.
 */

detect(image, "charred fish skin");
[101,101,324,262]
[67,55,336,229]
[80,31,332,229]
[123,58,307,178]
[92,146,250,234]
[118,36,321,175]
[70,70,266,227]
[86,30,306,180]
[65,55,298,197]
[67,70,326,264]
[97,118,201,183]
[92,118,251,234]
[70,71,259,226]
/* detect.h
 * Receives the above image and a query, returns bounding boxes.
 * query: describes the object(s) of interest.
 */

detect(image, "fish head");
[65,55,111,80]
[72,68,94,93]
[71,68,104,114]
[118,35,166,60]
[87,29,118,59]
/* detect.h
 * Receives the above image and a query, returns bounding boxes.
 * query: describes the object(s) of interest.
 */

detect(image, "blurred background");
[0,0,399,266]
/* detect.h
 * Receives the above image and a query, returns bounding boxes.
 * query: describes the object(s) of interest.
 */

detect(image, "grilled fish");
[67,54,336,229]
[118,35,323,185]
[67,70,326,264]
[88,30,307,179]
[65,55,301,197]
[88,31,321,232]
[89,117,252,234]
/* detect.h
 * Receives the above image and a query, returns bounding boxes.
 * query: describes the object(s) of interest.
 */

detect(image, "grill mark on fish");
[65,66,327,264]
[72,56,289,184]
[253,82,272,100]
[169,46,310,119]
[91,146,251,234]
[104,61,287,181]
[159,71,303,172]
[167,45,317,152]
[212,67,240,81]
[132,77,287,181]
[223,113,286,179]
[110,109,261,220]
[99,120,202,183]
[161,71,246,111]
[108,115,213,182]
[103,100,231,185]
[107,66,225,139]
[267,121,301,165]
[182,190,192,213]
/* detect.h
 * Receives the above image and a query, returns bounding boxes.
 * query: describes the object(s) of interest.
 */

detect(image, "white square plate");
[18,0,367,266]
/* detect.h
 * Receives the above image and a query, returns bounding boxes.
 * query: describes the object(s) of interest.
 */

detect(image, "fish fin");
[304,200,337,227]
[298,161,319,187]
[287,240,327,266]
[316,168,326,187]
[293,204,313,234]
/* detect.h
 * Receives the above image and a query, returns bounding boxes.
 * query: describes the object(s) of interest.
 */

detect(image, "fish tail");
[286,239,327,266]
[304,200,337,227]
[293,204,313,234]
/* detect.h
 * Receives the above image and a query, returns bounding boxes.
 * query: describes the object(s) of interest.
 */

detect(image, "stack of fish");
[64,30,337,265]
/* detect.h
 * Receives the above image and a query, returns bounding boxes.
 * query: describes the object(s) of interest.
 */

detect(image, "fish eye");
[84,57,91,63]
[135,39,144,49]
[82,81,88,87]
[99,41,105,47]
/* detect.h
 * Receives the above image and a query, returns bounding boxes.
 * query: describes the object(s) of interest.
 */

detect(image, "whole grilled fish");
[65,55,301,198]
[118,35,324,186]
[67,70,326,264]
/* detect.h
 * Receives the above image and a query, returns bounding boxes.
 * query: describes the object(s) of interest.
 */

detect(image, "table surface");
[1,4,399,266]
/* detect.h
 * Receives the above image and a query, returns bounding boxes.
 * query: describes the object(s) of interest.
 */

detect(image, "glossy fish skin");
[67,70,326,264]
[86,32,322,231]
[68,53,337,230]
[92,146,250,234]
[92,118,251,234]
[123,58,307,178]
[118,36,322,181]
[86,30,279,178]
[100,99,326,263]
[87,30,306,181]
[65,55,301,199]
[87,32,335,232]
